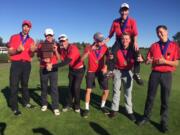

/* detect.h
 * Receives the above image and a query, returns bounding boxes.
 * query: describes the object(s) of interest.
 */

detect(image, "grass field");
[0,57,180,135]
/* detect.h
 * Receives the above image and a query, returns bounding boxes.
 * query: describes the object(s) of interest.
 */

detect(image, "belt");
[12,59,30,63]
[114,67,130,71]
[70,66,84,71]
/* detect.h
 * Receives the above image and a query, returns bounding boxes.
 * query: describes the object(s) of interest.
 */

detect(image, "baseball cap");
[22,20,32,28]
[120,3,129,9]
[58,34,68,41]
[93,32,105,42]
[44,28,54,36]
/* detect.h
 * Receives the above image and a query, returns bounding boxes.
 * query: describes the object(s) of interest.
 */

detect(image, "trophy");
[40,41,54,70]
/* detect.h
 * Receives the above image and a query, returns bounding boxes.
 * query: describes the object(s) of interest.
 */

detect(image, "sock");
[101,100,106,108]
[85,103,89,110]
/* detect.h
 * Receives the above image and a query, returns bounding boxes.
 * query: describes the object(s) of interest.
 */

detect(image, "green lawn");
[0,58,180,135]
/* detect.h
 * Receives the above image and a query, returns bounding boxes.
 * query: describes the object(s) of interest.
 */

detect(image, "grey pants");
[111,69,133,114]
[40,68,59,110]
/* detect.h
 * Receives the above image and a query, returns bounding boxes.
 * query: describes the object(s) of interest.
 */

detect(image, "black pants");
[108,40,140,74]
[40,68,59,110]
[9,61,31,111]
[66,67,85,109]
[144,71,172,126]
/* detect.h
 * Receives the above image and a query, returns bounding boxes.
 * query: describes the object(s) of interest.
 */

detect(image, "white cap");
[121,3,129,9]
[44,28,54,36]
[58,34,68,41]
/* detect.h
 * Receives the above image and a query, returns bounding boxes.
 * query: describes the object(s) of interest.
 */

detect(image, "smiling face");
[22,24,31,35]
[156,27,168,42]
[60,39,69,49]
[121,34,131,49]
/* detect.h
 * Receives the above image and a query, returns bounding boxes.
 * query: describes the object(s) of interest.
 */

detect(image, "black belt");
[12,60,30,63]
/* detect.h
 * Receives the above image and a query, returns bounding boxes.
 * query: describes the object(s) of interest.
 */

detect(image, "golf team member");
[47,34,85,113]
[137,25,179,133]
[8,20,36,115]
[109,33,143,121]
[37,28,60,116]
[105,3,143,85]
[178,45,180,59]
[82,32,110,118]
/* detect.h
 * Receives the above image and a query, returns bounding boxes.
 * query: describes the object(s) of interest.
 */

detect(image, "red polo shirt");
[108,17,138,40]
[178,44,180,60]
[8,33,35,62]
[37,41,58,68]
[147,41,178,72]
[59,44,84,69]
[115,48,135,70]
[84,44,108,72]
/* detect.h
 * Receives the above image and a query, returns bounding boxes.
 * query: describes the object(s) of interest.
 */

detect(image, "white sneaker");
[75,109,80,113]
[54,109,60,116]
[62,106,72,112]
[41,105,47,112]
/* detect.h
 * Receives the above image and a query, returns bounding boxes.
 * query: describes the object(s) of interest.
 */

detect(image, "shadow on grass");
[150,120,162,132]
[0,122,6,135]
[89,122,110,135]
[117,106,142,122]
[1,86,41,108]
[80,89,112,110]
[1,85,142,123]
[1,87,11,108]
[32,127,53,135]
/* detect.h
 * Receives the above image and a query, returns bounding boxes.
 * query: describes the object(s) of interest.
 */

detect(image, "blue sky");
[0,0,180,47]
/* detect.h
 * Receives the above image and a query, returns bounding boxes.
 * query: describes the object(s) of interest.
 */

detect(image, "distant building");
[0,47,8,54]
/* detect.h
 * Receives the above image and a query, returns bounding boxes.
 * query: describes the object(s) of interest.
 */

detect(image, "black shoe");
[160,123,169,133]
[101,107,110,115]
[24,103,36,109]
[108,111,117,118]
[13,110,21,116]
[133,74,144,85]
[136,118,149,126]
[128,113,136,122]
[82,110,89,118]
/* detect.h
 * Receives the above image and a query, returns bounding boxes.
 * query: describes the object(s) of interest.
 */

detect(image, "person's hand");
[17,43,24,52]
[134,42,139,51]
[53,45,58,52]
[44,58,51,63]
[109,54,114,60]
[137,54,144,62]
[104,38,110,43]
[91,44,97,50]
[46,63,52,71]
[158,57,166,64]
[30,43,37,52]
[101,65,108,75]
[146,57,153,64]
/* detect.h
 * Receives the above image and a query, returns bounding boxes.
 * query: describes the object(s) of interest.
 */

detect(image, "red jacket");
[84,44,109,72]
[115,48,135,70]
[58,44,84,69]
[8,33,35,62]
[108,17,138,40]
[147,41,178,72]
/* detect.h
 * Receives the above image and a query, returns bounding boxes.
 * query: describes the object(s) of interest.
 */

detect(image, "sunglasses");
[45,34,53,37]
